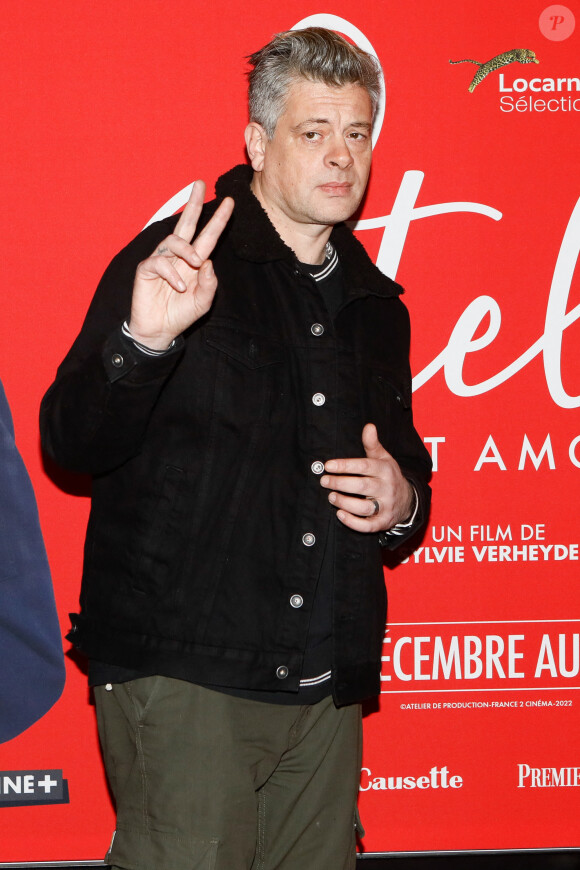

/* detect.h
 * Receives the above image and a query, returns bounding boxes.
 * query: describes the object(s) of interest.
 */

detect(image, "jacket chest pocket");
[205,326,286,427]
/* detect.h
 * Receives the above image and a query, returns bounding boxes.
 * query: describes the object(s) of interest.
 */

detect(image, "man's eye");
[304,131,320,140]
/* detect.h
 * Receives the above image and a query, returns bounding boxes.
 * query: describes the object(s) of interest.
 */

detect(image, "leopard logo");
[450,49,539,92]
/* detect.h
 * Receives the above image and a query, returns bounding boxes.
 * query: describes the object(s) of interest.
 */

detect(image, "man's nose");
[325,137,353,169]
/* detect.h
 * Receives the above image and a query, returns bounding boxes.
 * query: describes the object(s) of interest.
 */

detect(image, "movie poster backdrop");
[0,0,578,860]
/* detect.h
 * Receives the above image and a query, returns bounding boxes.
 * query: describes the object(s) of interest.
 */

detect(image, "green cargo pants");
[94,676,363,870]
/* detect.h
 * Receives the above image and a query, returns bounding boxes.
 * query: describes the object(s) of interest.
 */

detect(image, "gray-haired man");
[41,27,431,870]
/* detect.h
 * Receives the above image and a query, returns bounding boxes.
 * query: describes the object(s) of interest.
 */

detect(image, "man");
[41,27,431,870]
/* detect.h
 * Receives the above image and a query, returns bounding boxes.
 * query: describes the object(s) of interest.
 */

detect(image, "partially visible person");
[0,379,65,743]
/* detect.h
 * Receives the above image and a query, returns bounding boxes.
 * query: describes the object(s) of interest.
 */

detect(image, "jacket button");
[105,683,113,692]
[302,532,316,547]
[311,460,324,475]
[290,594,303,608]
[111,353,124,367]
[311,323,324,336]
[312,392,326,406]
[276,665,289,679]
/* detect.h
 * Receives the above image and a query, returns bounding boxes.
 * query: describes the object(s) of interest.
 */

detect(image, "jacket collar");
[215,165,403,300]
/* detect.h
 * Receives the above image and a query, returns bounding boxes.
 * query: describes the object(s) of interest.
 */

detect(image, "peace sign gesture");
[128,180,234,350]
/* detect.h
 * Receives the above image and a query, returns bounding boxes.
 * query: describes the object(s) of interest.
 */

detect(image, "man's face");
[247,77,373,237]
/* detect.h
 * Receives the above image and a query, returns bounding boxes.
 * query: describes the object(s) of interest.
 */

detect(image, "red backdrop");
[1,0,578,860]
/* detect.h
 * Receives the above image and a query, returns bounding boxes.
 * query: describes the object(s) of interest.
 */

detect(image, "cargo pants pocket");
[107,826,219,870]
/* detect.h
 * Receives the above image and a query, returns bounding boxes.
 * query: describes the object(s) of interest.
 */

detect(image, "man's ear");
[245,122,267,171]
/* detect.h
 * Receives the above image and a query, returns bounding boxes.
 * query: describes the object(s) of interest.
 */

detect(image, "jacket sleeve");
[380,433,432,551]
[40,218,185,475]
[379,304,432,550]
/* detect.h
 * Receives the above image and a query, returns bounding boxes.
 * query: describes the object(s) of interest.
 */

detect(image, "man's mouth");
[318,182,352,195]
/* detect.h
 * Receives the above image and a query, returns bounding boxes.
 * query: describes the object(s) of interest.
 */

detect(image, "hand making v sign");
[128,180,234,351]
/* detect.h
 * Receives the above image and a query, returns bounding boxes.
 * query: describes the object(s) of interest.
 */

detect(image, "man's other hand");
[321,423,414,533]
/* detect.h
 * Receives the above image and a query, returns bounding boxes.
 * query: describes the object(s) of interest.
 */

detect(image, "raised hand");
[128,180,234,350]
[320,423,414,532]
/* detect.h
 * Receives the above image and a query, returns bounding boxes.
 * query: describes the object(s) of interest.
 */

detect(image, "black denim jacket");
[40,166,431,706]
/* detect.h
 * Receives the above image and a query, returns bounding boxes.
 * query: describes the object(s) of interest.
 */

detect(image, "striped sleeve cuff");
[122,321,177,356]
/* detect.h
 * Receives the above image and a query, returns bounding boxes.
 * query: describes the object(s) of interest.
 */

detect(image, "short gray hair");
[247,27,381,138]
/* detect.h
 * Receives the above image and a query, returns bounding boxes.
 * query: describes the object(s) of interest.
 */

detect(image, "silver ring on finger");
[368,497,380,516]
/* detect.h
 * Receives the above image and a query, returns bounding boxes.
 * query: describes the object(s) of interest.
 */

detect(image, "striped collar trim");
[308,242,339,283]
